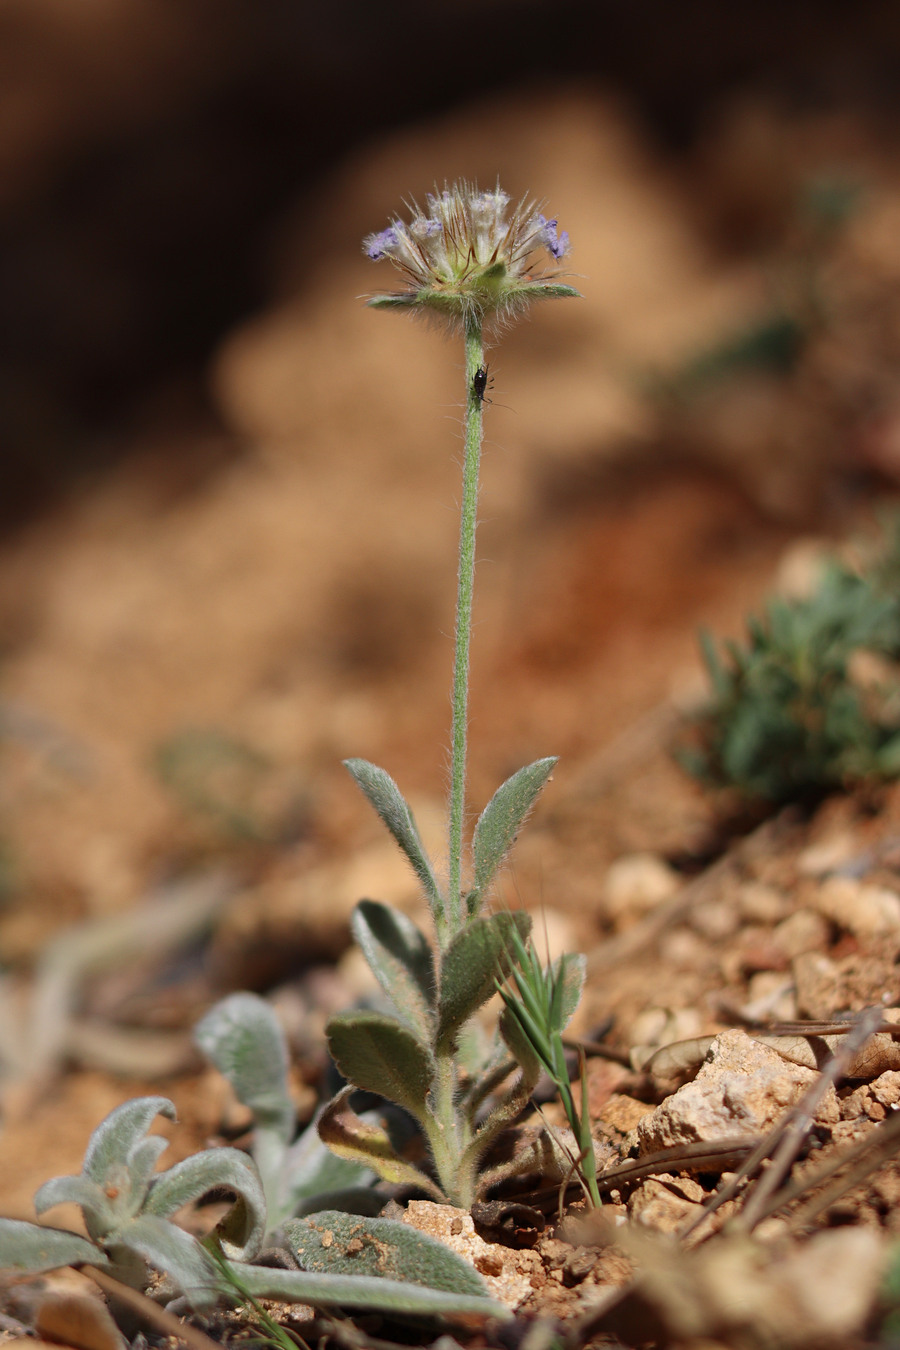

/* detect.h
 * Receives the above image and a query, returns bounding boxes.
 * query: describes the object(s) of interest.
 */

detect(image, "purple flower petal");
[364,226,399,260]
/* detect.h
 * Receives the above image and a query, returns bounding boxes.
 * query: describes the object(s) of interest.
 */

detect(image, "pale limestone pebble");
[736,880,791,925]
[400,1201,542,1309]
[635,1223,886,1347]
[636,1029,838,1153]
[627,1005,704,1051]
[688,895,740,941]
[720,924,786,983]
[742,972,798,1022]
[532,906,582,966]
[601,852,681,929]
[629,1006,705,1075]
[599,1092,655,1136]
[796,832,862,877]
[792,950,842,1020]
[809,875,900,938]
[657,925,711,971]
[830,1116,876,1147]
[771,907,830,959]
[627,1176,704,1233]
[762,1226,887,1346]
[842,1070,900,1122]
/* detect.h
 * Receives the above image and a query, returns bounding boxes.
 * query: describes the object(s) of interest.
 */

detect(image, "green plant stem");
[446,315,485,941]
[428,1050,470,1207]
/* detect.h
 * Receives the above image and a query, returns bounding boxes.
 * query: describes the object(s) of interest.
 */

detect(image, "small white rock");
[810,876,900,938]
[602,853,681,928]
[636,1029,831,1152]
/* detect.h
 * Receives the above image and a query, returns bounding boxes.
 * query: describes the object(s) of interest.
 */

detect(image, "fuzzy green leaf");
[34,1175,116,1240]
[193,992,295,1219]
[193,993,294,1146]
[344,759,442,910]
[82,1096,176,1188]
[232,1260,508,1319]
[352,900,435,1038]
[470,759,557,909]
[284,1211,487,1296]
[143,1147,265,1261]
[436,911,531,1053]
[107,1214,219,1305]
[0,1219,107,1274]
[326,1011,435,1124]
[317,1088,444,1200]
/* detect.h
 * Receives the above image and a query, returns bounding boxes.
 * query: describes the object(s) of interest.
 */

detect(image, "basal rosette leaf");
[326,1011,435,1125]
[34,1175,118,1242]
[343,759,442,912]
[435,911,531,1054]
[0,1219,108,1275]
[81,1096,176,1187]
[283,1211,488,1296]
[106,1214,220,1307]
[143,1147,265,1261]
[193,992,295,1218]
[232,1260,508,1319]
[351,900,435,1039]
[193,993,294,1146]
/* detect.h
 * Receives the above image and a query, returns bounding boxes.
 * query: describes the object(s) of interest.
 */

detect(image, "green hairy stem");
[446,315,485,942]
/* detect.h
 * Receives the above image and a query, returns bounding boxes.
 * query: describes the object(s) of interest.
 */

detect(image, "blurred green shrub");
[681,523,900,803]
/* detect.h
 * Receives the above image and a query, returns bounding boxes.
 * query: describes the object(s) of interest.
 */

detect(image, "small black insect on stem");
[472,364,492,405]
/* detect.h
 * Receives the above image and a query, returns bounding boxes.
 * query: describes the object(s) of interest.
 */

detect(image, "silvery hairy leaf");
[36,1097,177,1242]
[143,1147,265,1261]
[231,1260,508,1319]
[435,911,531,1054]
[468,758,557,912]
[105,1213,220,1308]
[326,1011,436,1125]
[82,1096,176,1188]
[193,994,293,1146]
[343,759,442,911]
[283,1211,487,1296]
[351,900,435,1039]
[0,1219,107,1275]
[34,1174,117,1242]
[317,1087,444,1201]
[193,992,294,1216]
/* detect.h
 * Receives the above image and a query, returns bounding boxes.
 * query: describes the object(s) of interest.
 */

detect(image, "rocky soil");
[4,54,900,1350]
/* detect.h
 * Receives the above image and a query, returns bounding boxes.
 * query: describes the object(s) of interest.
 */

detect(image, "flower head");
[363,181,579,328]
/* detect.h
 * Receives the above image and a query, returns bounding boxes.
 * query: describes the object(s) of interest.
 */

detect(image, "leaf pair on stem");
[322,756,587,1209]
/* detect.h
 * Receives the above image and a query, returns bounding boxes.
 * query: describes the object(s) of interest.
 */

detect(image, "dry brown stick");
[682,1005,884,1240]
[778,1109,900,1233]
[83,1265,224,1350]
[520,1136,759,1214]
[736,1005,884,1232]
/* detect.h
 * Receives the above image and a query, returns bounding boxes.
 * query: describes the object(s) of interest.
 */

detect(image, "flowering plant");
[321,183,585,1209]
